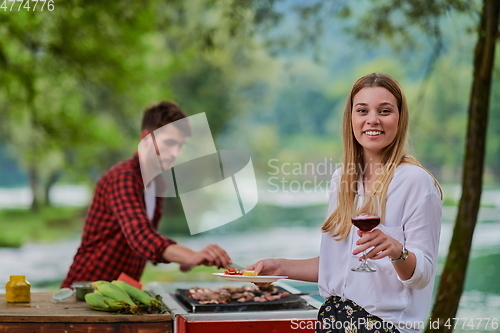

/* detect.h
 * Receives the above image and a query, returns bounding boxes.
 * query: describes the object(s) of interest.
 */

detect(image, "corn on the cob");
[85,292,130,312]
[91,280,111,288]
[102,295,130,311]
[91,280,123,292]
[85,280,165,314]
[85,293,111,311]
[92,281,137,308]
[111,281,154,304]
[93,280,137,297]
[111,280,167,314]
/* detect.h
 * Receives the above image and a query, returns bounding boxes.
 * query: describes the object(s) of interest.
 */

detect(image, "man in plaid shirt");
[61,101,232,288]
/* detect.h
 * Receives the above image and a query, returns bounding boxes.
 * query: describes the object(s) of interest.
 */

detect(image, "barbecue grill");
[148,281,322,333]
[175,285,309,313]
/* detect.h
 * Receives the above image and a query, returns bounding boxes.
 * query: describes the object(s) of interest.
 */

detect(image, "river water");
[0,185,499,331]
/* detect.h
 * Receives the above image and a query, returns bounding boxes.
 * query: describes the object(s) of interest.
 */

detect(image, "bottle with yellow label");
[5,275,31,303]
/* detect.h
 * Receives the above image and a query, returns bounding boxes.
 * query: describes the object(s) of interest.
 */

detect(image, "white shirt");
[144,180,156,221]
[318,164,442,333]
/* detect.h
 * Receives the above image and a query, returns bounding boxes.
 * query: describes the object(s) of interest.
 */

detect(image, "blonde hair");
[321,73,442,239]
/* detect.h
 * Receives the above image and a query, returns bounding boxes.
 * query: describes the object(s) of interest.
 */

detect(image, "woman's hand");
[245,257,319,285]
[245,258,287,288]
[352,229,403,261]
[353,229,417,281]
[245,258,286,277]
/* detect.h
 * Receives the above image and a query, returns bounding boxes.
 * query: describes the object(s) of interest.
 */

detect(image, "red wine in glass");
[351,194,381,272]
[351,216,380,232]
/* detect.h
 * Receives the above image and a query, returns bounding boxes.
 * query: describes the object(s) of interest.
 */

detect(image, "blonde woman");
[247,73,442,333]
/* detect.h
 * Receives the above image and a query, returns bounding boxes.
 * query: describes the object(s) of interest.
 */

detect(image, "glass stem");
[362,250,368,265]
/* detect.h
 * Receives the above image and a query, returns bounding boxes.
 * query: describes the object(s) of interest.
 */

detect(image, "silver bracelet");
[391,246,409,263]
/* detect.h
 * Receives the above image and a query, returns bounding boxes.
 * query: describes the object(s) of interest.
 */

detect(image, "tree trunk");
[425,1,500,332]
[43,170,62,207]
[29,166,40,212]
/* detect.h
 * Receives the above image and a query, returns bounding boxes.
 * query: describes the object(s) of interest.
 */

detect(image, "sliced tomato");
[224,267,242,275]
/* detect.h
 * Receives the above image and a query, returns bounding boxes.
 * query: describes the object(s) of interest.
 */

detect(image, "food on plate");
[187,285,290,305]
[242,270,258,276]
[223,268,258,276]
[224,267,243,275]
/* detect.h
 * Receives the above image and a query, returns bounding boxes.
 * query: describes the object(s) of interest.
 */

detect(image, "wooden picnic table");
[0,292,173,333]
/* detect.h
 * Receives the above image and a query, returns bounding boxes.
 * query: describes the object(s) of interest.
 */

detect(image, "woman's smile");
[351,86,399,160]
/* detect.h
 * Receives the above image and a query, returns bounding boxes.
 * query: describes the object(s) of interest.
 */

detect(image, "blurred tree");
[0,1,162,209]
[426,1,499,331]
[272,58,337,137]
[409,54,471,181]
[485,53,500,181]
[0,0,280,210]
[158,0,283,137]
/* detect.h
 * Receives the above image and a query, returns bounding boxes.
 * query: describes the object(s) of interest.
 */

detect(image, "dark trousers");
[316,296,401,333]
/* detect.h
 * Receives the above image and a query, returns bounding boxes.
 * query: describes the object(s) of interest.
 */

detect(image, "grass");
[442,196,497,208]
[442,197,457,207]
[0,205,228,291]
[141,263,226,286]
[0,206,86,247]
[32,263,225,292]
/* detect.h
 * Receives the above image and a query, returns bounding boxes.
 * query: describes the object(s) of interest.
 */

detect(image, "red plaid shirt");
[61,153,176,288]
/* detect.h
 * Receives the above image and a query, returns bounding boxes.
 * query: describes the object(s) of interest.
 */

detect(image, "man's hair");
[141,101,191,136]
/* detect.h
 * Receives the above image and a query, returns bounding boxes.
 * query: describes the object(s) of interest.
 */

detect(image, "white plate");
[212,273,288,283]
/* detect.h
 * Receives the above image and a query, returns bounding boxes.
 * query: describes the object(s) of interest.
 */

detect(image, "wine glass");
[351,194,381,272]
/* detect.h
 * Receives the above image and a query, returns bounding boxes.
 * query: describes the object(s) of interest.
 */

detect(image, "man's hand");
[184,244,232,271]
[163,244,232,272]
